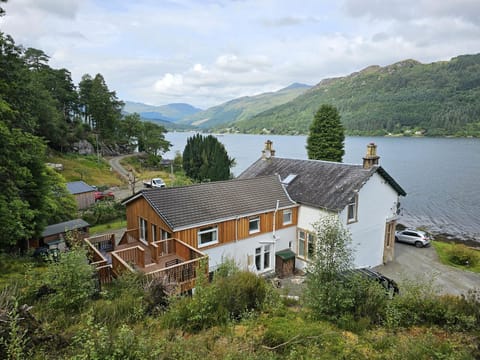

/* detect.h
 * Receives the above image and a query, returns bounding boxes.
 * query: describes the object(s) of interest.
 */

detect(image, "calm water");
[165,132,480,241]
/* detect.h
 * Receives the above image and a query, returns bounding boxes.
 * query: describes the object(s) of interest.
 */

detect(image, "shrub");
[447,244,479,267]
[42,248,96,313]
[215,271,268,320]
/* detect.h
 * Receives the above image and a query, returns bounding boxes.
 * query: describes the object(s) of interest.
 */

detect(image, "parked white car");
[395,229,432,248]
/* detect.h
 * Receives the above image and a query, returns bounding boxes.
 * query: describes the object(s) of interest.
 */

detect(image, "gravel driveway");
[374,242,480,296]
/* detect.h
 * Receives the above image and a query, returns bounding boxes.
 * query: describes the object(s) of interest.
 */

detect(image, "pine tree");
[183,134,234,182]
[306,104,345,162]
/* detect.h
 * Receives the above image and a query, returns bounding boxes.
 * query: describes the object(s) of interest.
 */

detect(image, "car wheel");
[415,241,423,248]
[395,236,399,242]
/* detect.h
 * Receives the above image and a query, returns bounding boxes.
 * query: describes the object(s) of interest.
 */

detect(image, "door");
[383,221,396,263]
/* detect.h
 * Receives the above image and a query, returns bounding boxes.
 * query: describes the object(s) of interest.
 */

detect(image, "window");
[151,224,157,242]
[139,217,148,243]
[249,217,260,234]
[297,229,316,261]
[307,233,315,260]
[255,245,272,272]
[347,194,358,223]
[161,229,171,240]
[198,226,218,247]
[283,209,292,225]
[298,230,305,257]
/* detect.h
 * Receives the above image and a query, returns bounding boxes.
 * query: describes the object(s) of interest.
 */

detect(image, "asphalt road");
[374,242,480,296]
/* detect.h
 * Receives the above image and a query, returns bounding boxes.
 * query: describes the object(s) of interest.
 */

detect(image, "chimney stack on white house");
[262,140,275,160]
[363,142,380,169]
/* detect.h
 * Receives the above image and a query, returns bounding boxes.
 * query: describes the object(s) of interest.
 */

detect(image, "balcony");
[85,230,208,293]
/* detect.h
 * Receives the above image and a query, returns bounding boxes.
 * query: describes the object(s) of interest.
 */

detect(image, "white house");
[238,141,406,269]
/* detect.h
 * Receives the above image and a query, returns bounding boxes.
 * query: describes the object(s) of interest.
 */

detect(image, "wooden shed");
[275,248,296,278]
[29,218,91,250]
[67,181,96,209]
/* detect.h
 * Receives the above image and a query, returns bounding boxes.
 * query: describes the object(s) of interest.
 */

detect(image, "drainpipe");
[272,200,279,239]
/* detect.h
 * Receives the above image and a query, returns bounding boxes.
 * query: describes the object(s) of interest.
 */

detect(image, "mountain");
[178,83,311,128]
[123,101,202,122]
[230,55,480,136]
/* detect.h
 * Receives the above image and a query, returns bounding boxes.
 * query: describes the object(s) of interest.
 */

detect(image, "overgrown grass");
[432,241,480,273]
[90,219,127,234]
[49,153,124,187]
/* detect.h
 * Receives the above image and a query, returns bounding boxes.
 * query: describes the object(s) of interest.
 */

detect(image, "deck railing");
[111,245,145,275]
[119,228,139,246]
[85,231,207,293]
[87,233,115,252]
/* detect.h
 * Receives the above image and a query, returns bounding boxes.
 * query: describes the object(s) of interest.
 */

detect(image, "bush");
[42,248,96,313]
[447,244,479,267]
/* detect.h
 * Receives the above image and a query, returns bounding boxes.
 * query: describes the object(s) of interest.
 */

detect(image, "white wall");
[204,227,297,273]
[294,173,399,270]
[339,172,399,268]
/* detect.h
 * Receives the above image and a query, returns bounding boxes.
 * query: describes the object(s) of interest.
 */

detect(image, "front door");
[383,221,396,263]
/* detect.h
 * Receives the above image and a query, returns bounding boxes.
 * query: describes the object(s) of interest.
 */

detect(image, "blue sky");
[2,0,480,108]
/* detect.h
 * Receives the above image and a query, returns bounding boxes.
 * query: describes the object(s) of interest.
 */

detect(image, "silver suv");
[395,229,432,248]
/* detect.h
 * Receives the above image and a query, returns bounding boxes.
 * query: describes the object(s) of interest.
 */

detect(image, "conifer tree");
[306,104,345,162]
[183,134,234,182]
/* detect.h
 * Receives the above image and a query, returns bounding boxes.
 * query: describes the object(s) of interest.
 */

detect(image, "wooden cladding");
[126,196,299,250]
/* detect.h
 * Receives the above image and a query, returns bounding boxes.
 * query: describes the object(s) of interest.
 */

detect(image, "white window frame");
[139,217,148,244]
[255,245,272,272]
[161,229,171,240]
[298,230,306,258]
[282,209,292,225]
[249,217,260,234]
[347,194,358,224]
[198,226,218,248]
[297,229,316,261]
[151,224,157,242]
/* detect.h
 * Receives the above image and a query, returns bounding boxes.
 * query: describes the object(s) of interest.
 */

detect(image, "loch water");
[165,132,480,241]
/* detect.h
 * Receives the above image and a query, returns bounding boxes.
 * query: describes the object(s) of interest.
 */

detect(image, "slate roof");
[66,181,95,195]
[42,219,90,238]
[238,157,406,212]
[123,175,297,231]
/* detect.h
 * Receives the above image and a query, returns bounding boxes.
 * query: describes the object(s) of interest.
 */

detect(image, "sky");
[2,0,480,109]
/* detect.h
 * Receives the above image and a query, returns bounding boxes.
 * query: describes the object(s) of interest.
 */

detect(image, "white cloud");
[1,0,480,108]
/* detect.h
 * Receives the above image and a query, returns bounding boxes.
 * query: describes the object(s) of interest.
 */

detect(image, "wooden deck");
[85,232,207,293]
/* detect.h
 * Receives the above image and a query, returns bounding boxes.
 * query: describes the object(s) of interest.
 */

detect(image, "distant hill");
[123,101,202,122]
[230,55,480,136]
[179,83,311,128]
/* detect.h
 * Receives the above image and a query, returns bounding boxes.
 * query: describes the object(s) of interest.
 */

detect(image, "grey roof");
[123,175,296,230]
[66,181,95,194]
[238,157,406,212]
[42,219,90,238]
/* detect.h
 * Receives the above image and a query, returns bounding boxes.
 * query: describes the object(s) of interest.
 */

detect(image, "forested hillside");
[180,83,310,128]
[231,55,480,136]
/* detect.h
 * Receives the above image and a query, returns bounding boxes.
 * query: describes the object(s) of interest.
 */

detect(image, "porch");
[84,229,208,293]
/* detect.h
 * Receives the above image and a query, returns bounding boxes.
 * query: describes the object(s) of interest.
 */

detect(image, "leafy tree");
[183,134,234,182]
[118,113,142,151]
[306,104,345,162]
[43,168,77,224]
[0,122,50,249]
[304,215,354,319]
[137,121,170,157]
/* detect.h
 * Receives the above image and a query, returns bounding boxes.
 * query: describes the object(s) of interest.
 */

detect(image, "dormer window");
[347,194,358,224]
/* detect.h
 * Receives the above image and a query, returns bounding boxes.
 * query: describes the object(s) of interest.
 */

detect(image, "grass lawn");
[432,241,480,273]
[49,153,124,187]
[90,219,127,234]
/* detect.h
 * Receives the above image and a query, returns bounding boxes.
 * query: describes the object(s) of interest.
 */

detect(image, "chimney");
[262,140,275,160]
[363,142,380,169]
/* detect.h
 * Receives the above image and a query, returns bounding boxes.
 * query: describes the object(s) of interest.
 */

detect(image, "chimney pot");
[262,140,275,160]
[363,143,380,169]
